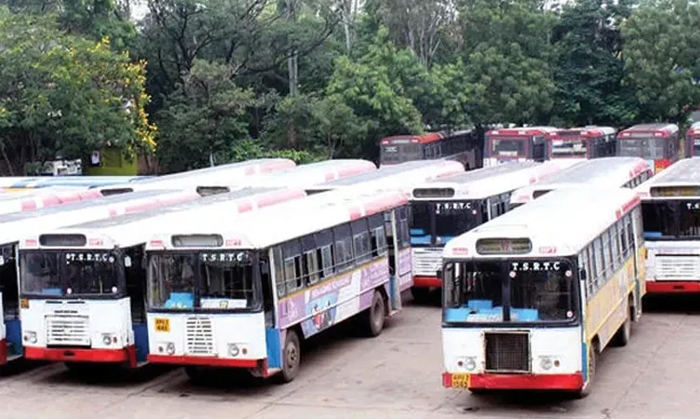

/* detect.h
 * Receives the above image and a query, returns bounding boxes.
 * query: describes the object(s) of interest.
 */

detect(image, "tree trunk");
[288,124,298,149]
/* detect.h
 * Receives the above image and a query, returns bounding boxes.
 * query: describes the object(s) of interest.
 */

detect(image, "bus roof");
[146,189,410,251]
[4,189,202,247]
[547,126,617,139]
[511,157,651,205]
[444,186,640,259]
[0,176,146,189]
[307,160,464,192]
[688,122,700,136]
[618,123,679,138]
[485,126,559,137]
[0,187,103,215]
[380,132,444,145]
[24,187,308,249]
[410,161,563,200]
[636,157,700,198]
[97,158,295,194]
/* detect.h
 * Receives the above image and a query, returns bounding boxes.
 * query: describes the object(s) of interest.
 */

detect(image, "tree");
[314,94,367,157]
[622,0,700,123]
[155,59,254,172]
[0,8,155,175]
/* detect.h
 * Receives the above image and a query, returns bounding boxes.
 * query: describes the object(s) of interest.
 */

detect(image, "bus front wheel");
[280,329,301,383]
[577,342,598,399]
[361,290,386,337]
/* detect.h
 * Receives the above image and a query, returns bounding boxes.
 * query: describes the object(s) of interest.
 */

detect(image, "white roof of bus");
[636,158,700,197]
[97,158,295,193]
[510,157,651,205]
[25,187,309,249]
[444,186,640,259]
[146,189,410,251]
[229,159,376,189]
[307,159,464,192]
[410,161,564,200]
[618,123,679,135]
[3,189,201,248]
[0,187,103,215]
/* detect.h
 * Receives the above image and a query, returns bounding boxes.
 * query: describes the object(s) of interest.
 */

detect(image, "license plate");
[155,318,170,332]
[451,373,470,389]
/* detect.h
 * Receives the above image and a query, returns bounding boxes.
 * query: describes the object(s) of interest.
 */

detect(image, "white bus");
[0,188,206,366]
[408,161,564,302]
[18,188,308,370]
[510,157,653,208]
[440,187,645,396]
[636,158,700,294]
[97,158,296,195]
[144,189,411,383]
[0,187,104,215]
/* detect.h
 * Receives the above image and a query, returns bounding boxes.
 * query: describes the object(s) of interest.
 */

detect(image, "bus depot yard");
[0,294,697,418]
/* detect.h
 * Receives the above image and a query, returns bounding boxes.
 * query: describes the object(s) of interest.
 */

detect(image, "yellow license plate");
[155,318,170,332]
[451,373,471,389]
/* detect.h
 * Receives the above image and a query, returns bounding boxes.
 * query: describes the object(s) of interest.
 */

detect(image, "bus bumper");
[148,354,259,369]
[24,345,137,367]
[442,372,584,391]
[413,276,441,288]
[646,281,700,294]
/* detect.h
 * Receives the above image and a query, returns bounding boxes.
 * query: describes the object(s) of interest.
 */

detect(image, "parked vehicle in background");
[685,122,700,158]
[545,127,616,161]
[483,127,558,167]
[379,130,482,170]
[617,123,680,173]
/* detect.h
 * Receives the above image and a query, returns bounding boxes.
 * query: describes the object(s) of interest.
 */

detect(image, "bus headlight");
[539,356,553,371]
[23,331,37,344]
[464,357,476,371]
[102,334,117,346]
[228,344,240,357]
[166,342,175,355]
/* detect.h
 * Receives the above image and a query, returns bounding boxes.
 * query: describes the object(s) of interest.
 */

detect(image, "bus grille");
[656,255,700,280]
[412,248,443,276]
[484,332,530,373]
[185,316,214,355]
[46,315,90,347]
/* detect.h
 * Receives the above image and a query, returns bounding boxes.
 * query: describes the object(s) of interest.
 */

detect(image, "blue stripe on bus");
[133,322,150,363]
[5,318,22,357]
[644,231,662,238]
[581,341,588,383]
[410,236,432,245]
[266,328,282,369]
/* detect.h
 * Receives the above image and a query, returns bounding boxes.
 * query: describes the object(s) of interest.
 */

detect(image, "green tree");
[622,0,700,123]
[0,7,155,175]
[155,59,254,172]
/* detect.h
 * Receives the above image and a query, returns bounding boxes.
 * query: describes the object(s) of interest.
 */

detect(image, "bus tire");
[362,290,386,337]
[410,287,431,304]
[280,329,301,383]
[577,341,598,399]
[613,300,632,347]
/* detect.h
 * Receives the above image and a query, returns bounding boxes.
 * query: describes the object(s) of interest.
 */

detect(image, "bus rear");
[483,127,557,167]
[379,134,442,166]
[546,127,616,161]
[685,122,700,158]
[617,123,680,173]
[638,158,700,293]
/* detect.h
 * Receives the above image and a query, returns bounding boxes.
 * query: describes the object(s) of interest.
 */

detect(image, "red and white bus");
[379,130,481,170]
[617,123,680,173]
[546,127,616,161]
[483,127,558,167]
[685,122,700,158]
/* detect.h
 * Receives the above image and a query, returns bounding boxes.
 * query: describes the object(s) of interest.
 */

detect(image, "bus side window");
[282,239,303,294]
[273,246,286,298]
[334,224,353,272]
[315,230,334,280]
[352,219,371,264]
[368,214,386,257]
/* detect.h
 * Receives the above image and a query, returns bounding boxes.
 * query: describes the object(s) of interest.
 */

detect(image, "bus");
[144,188,411,383]
[440,187,645,396]
[97,158,297,195]
[305,160,464,195]
[617,123,680,173]
[510,157,653,208]
[636,158,700,294]
[379,130,482,170]
[483,127,558,167]
[685,122,700,158]
[408,161,566,302]
[546,127,617,161]
[0,187,104,215]
[0,176,146,190]
[18,188,309,370]
[0,189,207,366]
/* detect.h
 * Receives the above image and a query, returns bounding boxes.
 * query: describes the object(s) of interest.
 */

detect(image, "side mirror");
[579,269,587,281]
[436,269,443,280]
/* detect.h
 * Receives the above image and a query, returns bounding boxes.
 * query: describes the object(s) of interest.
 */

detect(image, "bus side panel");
[265,328,282,369]
[397,248,413,292]
[133,322,149,363]
[279,258,389,340]
[584,258,636,351]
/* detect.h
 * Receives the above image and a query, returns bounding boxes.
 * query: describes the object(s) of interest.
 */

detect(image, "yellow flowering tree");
[0,7,155,175]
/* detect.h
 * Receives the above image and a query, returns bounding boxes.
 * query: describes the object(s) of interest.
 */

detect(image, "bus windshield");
[691,138,700,157]
[490,138,526,157]
[642,200,700,239]
[443,259,576,324]
[20,250,121,297]
[147,251,258,311]
[551,138,587,158]
[410,201,481,245]
[618,137,666,159]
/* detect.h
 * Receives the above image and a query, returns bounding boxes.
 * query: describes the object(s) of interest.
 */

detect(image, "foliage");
[0,7,154,175]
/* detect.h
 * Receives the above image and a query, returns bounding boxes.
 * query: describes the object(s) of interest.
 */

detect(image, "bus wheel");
[410,287,431,304]
[362,290,386,337]
[613,302,632,347]
[280,329,301,383]
[577,342,597,399]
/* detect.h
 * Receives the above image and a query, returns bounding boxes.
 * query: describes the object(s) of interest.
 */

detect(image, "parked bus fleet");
[2,154,700,400]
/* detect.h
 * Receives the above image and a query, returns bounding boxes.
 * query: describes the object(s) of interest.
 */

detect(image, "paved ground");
[1,293,700,418]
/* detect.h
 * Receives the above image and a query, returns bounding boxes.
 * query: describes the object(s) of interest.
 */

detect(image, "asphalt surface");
[1,293,699,418]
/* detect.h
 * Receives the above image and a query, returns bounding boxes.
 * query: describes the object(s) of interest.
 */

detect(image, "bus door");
[386,206,410,311]
[124,245,148,365]
[531,136,546,162]
[0,245,20,362]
